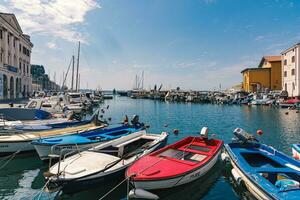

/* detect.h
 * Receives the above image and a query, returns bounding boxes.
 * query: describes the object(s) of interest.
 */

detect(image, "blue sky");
[1,0,300,90]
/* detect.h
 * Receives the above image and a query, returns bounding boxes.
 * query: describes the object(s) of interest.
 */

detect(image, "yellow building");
[241,56,282,92]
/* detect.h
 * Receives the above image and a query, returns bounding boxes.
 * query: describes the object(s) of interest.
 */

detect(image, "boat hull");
[132,150,221,190]
[0,141,34,156]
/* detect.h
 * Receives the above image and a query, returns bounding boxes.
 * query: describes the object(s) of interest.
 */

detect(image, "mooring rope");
[35,178,52,200]
[98,176,130,200]
[0,150,20,170]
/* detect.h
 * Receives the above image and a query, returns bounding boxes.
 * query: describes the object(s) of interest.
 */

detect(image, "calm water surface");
[1,96,300,200]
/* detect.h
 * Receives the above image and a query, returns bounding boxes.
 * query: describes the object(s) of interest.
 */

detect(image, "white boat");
[0,123,102,155]
[44,130,169,193]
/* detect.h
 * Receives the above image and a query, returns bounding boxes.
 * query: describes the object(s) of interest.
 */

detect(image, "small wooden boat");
[32,124,144,160]
[224,128,300,200]
[126,127,223,190]
[0,123,104,156]
[292,144,300,160]
[44,130,168,193]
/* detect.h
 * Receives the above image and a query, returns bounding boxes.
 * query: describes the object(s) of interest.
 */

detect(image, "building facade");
[241,56,282,92]
[281,43,300,97]
[242,67,270,92]
[0,13,33,99]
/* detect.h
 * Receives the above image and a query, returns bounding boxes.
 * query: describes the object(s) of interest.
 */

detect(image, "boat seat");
[114,137,141,148]
[256,168,295,173]
[159,149,207,165]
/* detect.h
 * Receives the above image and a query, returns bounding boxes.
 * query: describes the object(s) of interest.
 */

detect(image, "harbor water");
[1,96,300,200]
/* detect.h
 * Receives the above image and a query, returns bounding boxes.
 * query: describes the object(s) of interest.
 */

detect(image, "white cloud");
[0,0,100,43]
[46,41,58,49]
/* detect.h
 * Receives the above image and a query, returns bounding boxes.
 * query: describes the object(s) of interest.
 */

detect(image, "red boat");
[126,128,223,190]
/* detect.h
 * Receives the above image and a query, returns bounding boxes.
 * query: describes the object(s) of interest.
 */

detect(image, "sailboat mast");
[75,41,81,92]
[142,71,144,89]
[71,55,74,91]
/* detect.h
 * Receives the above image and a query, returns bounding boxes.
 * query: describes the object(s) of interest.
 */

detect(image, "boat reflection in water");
[151,160,223,200]
[222,161,256,200]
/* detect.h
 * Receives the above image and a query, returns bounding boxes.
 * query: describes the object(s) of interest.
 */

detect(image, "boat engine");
[233,128,258,143]
[200,127,209,139]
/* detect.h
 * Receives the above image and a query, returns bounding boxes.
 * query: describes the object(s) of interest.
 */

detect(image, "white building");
[281,43,300,97]
[0,12,33,99]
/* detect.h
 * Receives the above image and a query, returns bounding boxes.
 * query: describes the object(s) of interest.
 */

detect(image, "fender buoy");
[257,129,263,136]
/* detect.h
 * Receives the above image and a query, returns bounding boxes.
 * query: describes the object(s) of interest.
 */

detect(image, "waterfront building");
[241,56,281,92]
[0,12,33,99]
[281,43,300,97]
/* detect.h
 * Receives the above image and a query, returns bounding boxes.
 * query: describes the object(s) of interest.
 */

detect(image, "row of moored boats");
[1,107,300,199]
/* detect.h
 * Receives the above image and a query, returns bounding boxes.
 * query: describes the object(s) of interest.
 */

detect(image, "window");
[284,59,287,65]
[285,83,287,91]
[13,39,15,47]
[19,44,21,52]
[292,56,295,63]
[0,30,2,39]
[27,65,29,74]
[7,34,9,44]
[23,63,25,74]
[0,52,2,62]
[292,69,295,75]
[19,61,21,71]
[284,71,287,77]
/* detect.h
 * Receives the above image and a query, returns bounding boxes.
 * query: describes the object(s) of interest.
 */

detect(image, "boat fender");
[173,129,179,135]
[200,127,209,139]
[128,188,159,199]
[256,129,263,136]
[221,152,230,162]
[231,168,243,185]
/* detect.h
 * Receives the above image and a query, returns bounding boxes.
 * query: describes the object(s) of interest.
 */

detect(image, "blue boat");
[32,123,144,160]
[224,128,300,200]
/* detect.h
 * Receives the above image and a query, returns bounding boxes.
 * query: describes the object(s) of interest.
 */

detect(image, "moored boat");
[32,122,144,161]
[44,130,169,193]
[224,128,300,200]
[126,127,223,190]
[0,122,104,156]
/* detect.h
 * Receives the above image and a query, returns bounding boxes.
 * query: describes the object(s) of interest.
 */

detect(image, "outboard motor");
[131,115,140,126]
[200,127,209,139]
[233,128,258,143]
[131,115,144,128]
